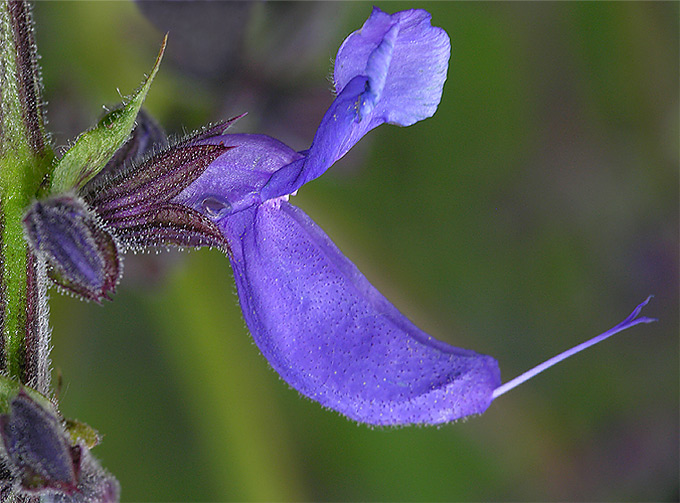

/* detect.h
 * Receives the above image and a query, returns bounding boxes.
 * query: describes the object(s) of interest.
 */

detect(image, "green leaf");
[50,35,167,194]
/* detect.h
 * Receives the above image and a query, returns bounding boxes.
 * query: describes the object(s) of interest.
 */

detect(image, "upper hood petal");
[262,8,450,199]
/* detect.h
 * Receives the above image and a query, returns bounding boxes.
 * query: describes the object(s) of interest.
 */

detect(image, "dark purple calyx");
[0,391,80,494]
[23,195,120,303]
[83,143,232,251]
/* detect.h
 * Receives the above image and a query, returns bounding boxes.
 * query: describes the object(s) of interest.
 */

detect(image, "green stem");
[0,0,54,394]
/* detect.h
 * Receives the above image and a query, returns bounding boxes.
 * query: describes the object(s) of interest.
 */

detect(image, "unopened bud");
[0,391,80,494]
[23,195,121,303]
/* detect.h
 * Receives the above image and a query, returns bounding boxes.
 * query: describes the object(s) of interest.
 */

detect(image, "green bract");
[50,35,166,194]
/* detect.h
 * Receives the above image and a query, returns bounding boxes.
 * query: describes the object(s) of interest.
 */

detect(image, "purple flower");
[87,7,656,426]
[170,8,500,425]
[262,7,451,199]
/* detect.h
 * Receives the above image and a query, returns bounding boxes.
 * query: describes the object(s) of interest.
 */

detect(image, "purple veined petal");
[106,203,229,250]
[179,113,247,145]
[87,144,230,219]
[262,8,450,198]
[86,142,237,254]
[218,200,500,425]
[174,133,304,216]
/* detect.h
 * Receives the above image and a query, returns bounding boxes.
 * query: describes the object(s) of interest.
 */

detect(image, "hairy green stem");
[0,0,53,394]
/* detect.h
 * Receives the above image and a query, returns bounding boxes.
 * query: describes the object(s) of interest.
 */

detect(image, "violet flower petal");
[174,133,304,216]
[219,200,500,425]
[334,8,450,126]
[262,8,450,199]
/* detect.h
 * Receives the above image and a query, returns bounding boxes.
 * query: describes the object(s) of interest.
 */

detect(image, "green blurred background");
[32,2,677,501]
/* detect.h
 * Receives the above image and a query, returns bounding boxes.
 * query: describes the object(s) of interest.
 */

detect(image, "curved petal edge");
[219,200,500,425]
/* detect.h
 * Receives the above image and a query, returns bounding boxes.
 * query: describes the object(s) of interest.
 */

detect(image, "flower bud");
[44,448,120,503]
[0,391,80,494]
[23,195,120,303]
